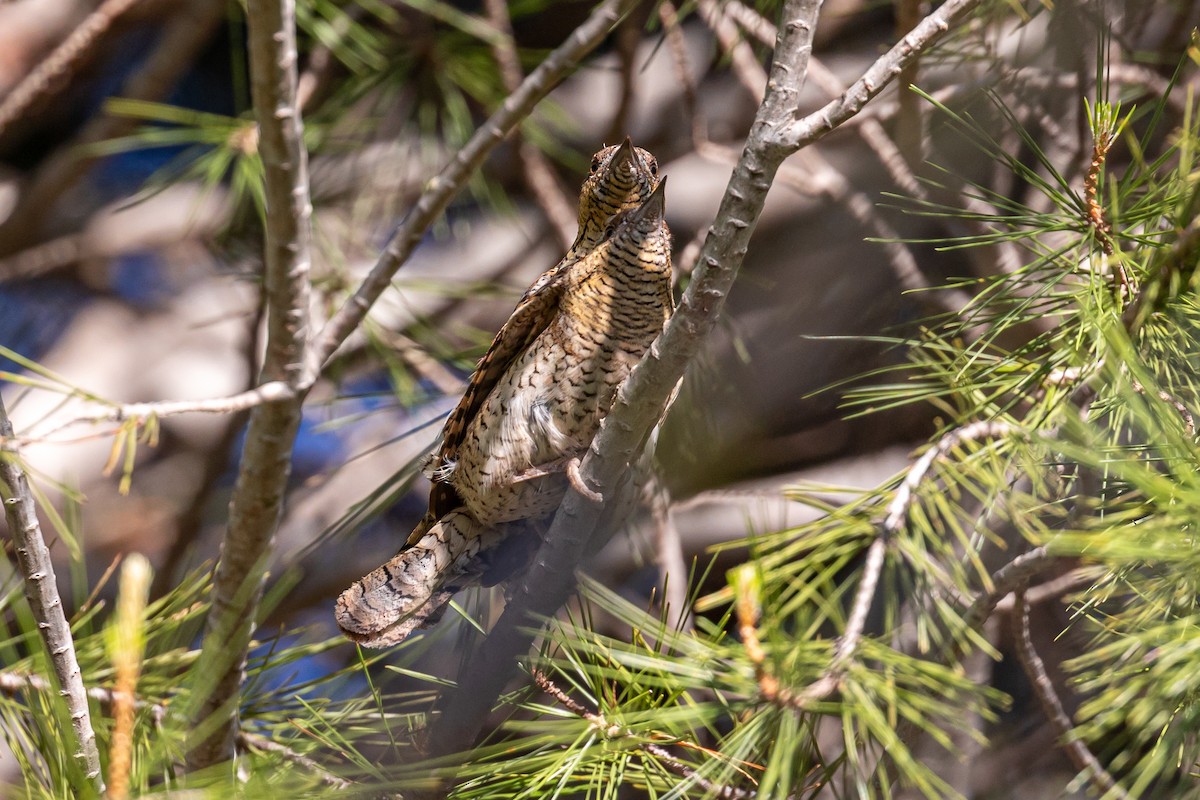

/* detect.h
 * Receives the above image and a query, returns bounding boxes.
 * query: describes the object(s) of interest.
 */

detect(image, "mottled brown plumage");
[431,137,660,510]
[336,147,670,648]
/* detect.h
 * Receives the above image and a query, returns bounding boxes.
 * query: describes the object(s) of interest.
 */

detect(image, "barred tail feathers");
[335,511,487,648]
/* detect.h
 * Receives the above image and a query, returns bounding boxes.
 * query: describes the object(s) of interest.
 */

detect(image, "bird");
[521,136,660,300]
[336,170,674,648]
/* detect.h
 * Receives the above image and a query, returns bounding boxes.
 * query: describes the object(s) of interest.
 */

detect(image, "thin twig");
[0,0,142,140]
[308,0,639,379]
[0,396,105,793]
[698,4,970,316]
[27,382,294,442]
[238,731,353,790]
[0,670,165,725]
[992,567,1092,612]
[657,1,705,147]
[696,0,766,104]
[787,420,1020,707]
[532,671,753,799]
[186,0,314,768]
[961,546,1055,634]
[1128,375,1196,437]
[772,155,973,316]
[649,471,690,629]
[778,0,981,150]
[605,17,640,144]
[1012,591,1130,798]
[482,0,577,250]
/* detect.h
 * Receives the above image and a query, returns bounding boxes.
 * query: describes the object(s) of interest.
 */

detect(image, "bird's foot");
[567,457,603,504]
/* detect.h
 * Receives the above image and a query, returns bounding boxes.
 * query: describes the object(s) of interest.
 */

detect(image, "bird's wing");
[425,265,569,517]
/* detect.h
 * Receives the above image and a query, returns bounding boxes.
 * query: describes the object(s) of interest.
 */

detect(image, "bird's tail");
[335,510,498,648]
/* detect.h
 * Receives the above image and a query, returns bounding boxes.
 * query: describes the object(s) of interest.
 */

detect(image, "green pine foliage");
[4,1,1200,797]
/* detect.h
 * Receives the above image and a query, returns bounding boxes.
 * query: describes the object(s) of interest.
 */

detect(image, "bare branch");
[0,396,105,793]
[785,420,1023,708]
[238,732,353,791]
[308,0,638,377]
[427,0,826,758]
[697,0,766,104]
[186,0,313,768]
[702,2,971,316]
[778,0,981,153]
[893,0,930,167]
[1128,375,1196,437]
[27,383,294,442]
[1012,591,1130,798]
[962,546,1056,634]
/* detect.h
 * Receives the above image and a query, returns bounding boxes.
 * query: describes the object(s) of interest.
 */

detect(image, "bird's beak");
[611,136,636,171]
[631,176,667,223]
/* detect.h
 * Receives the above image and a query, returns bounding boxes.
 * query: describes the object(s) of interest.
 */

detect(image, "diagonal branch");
[426,0,826,758]
[427,0,984,759]
[184,0,314,770]
[0,395,105,794]
[307,0,638,378]
[1012,591,1129,798]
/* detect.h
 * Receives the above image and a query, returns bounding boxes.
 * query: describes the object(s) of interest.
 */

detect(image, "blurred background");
[0,0,1191,795]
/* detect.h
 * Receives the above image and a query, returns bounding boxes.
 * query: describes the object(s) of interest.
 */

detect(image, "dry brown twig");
[0,396,105,793]
[1011,591,1130,798]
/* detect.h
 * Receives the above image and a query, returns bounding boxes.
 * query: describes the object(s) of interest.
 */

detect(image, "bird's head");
[577,137,660,248]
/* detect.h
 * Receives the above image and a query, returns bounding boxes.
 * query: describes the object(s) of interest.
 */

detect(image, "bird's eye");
[648,160,659,176]
[590,156,602,173]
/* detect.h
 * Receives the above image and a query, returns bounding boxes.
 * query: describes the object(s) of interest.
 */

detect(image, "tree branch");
[25,383,294,443]
[307,0,638,378]
[185,0,313,769]
[777,0,980,152]
[0,395,105,794]
[426,0,826,759]
[1012,591,1129,798]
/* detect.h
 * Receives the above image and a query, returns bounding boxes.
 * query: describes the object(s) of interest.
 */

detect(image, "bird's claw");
[567,458,603,504]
